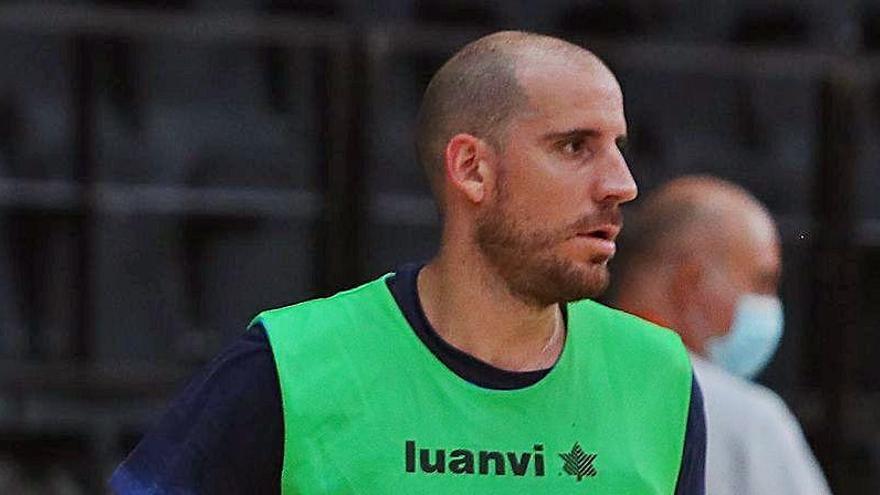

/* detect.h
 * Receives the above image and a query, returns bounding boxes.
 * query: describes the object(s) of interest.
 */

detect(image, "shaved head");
[416,31,610,206]
[415,30,637,368]
[417,30,634,313]
[616,175,776,276]
[613,175,782,353]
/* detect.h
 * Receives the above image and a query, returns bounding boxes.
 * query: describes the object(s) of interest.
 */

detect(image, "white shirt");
[691,354,833,495]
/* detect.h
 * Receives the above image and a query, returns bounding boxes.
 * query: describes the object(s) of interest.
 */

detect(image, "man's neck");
[417,249,565,372]
[615,288,707,356]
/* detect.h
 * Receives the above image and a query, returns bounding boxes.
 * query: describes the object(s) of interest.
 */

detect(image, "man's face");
[475,55,637,306]
[692,211,782,340]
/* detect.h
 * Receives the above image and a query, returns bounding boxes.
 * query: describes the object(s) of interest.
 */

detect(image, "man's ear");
[671,256,702,309]
[444,133,496,205]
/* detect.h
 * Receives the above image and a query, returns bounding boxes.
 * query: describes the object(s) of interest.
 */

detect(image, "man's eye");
[561,140,584,155]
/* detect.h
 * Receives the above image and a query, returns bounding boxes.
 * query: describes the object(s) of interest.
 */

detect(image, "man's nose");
[595,147,638,205]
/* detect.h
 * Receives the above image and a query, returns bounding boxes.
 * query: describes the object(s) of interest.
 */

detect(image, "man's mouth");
[577,224,621,242]
[573,224,621,259]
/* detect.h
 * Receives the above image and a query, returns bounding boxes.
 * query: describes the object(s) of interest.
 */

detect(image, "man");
[112,31,705,493]
[614,176,832,495]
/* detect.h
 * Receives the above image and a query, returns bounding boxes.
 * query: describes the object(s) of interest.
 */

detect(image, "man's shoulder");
[692,357,793,425]
[253,273,404,366]
[572,299,687,353]
[693,356,826,492]
[253,274,393,329]
[571,300,692,388]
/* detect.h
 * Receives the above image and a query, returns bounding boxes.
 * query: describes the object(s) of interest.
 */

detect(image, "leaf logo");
[559,442,597,481]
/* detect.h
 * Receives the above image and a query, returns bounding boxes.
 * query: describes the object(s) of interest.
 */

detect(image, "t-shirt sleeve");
[109,323,283,494]
[675,374,707,495]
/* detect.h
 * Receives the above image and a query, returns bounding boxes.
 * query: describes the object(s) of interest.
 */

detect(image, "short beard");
[475,185,614,307]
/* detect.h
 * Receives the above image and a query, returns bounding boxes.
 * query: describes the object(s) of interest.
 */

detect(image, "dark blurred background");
[0,0,877,493]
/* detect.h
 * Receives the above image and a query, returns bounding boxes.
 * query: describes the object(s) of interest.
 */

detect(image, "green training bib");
[253,274,692,494]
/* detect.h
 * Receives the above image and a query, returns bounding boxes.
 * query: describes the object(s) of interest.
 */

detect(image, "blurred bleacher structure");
[0,0,878,492]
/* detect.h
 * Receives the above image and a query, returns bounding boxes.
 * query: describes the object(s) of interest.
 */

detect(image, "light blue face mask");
[706,294,784,379]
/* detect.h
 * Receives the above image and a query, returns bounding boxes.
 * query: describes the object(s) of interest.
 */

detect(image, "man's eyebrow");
[540,128,601,142]
[540,128,628,145]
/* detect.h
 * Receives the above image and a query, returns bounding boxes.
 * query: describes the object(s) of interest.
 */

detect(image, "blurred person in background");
[111,31,706,493]
[614,175,832,495]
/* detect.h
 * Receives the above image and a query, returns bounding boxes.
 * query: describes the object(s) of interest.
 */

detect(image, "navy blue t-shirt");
[111,264,706,493]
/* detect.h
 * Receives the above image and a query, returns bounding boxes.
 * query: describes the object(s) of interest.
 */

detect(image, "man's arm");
[743,391,832,495]
[675,374,707,495]
[110,324,283,493]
